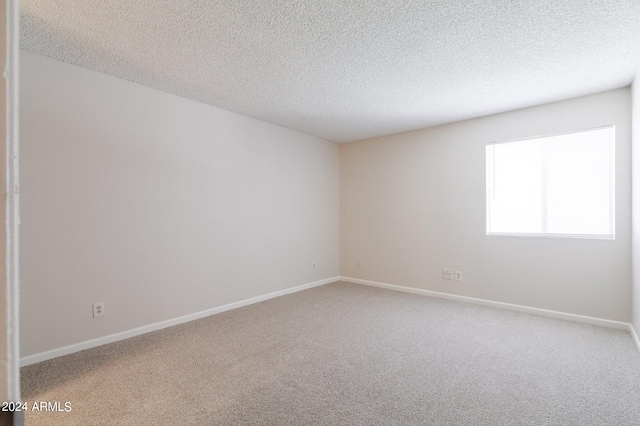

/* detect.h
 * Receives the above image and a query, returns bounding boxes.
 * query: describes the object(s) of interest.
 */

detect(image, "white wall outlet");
[312,262,316,270]
[92,302,105,318]
[357,260,363,268]
[455,271,463,282]
[442,268,453,280]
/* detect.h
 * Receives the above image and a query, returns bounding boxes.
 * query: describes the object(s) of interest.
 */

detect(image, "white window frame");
[486,125,615,240]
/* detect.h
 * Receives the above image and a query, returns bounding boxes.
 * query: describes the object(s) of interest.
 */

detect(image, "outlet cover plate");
[442,268,453,280]
[93,302,105,318]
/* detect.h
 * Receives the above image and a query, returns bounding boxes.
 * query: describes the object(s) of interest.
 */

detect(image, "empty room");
[4,0,640,425]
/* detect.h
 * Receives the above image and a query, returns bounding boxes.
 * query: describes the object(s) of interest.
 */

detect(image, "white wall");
[20,51,339,357]
[632,72,640,336]
[341,88,632,322]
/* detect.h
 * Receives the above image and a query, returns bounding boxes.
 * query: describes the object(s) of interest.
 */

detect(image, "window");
[486,126,615,239]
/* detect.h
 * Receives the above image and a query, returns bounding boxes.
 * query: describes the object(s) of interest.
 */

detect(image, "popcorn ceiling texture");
[20,1,640,143]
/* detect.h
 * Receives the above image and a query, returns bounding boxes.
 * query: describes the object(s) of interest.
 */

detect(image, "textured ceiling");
[20,1,640,143]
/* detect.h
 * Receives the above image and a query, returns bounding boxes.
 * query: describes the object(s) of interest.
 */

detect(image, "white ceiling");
[20,1,640,143]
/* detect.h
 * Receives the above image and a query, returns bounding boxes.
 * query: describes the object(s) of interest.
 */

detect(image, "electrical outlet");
[93,302,105,318]
[455,271,463,282]
[442,268,453,280]
[312,262,316,270]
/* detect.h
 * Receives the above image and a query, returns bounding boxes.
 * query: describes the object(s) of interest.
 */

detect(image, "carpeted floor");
[21,281,640,425]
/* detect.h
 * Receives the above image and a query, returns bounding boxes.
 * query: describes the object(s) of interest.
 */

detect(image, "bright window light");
[486,126,615,239]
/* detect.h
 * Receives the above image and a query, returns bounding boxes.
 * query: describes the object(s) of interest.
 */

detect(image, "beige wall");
[341,88,632,322]
[632,72,640,335]
[20,51,339,357]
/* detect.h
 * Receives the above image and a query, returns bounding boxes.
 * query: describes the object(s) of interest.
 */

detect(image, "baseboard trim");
[21,276,340,367]
[340,276,631,331]
[631,324,640,353]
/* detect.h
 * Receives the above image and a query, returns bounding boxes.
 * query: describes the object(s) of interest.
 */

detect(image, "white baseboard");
[23,276,638,366]
[21,276,340,367]
[631,324,640,353]
[340,276,632,331]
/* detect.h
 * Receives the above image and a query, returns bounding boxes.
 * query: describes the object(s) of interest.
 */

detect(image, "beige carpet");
[21,281,640,425]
